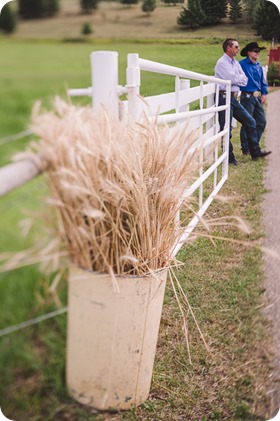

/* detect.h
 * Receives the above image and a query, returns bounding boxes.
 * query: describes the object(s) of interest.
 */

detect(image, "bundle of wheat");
[30,98,200,276]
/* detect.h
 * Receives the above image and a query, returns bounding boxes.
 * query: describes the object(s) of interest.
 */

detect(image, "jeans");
[218,92,261,160]
[240,92,266,153]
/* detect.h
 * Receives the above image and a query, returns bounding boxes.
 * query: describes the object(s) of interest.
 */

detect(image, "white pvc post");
[223,83,231,177]
[126,53,141,121]
[175,77,190,115]
[205,89,215,164]
[179,79,190,112]
[174,78,190,226]
[90,51,119,118]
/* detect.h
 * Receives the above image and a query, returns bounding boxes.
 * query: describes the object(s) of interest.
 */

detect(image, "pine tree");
[0,4,16,33]
[177,0,205,29]
[142,0,156,15]
[18,0,59,19]
[200,0,227,24]
[80,0,99,13]
[47,0,59,15]
[243,0,258,23]
[252,0,280,41]
[120,0,138,5]
[163,0,183,5]
[228,0,242,24]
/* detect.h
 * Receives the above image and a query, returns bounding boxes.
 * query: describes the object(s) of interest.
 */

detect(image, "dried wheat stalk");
[29,98,200,276]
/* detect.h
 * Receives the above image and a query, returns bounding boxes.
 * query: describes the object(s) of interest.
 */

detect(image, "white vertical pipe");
[126,53,141,121]
[175,79,190,129]
[175,76,180,114]
[223,83,231,178]
[199,81,204,110]
[175,77,190,228]
[179,79,190,113]
[214,84,220,184]
[90,51,119,118]
[198,115,204,209]
[205,87,215,165]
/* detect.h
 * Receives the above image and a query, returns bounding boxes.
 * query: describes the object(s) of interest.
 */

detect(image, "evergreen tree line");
[177,0,280,41]
[178,0,227,27]
[0,0,279,40]
[0,0,154,33]
[18,0,59,19]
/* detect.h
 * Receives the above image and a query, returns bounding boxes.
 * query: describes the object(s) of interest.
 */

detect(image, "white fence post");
[175,78,190,114]
[205,89,215,164]
[174,77,191,226]
[223,83,231,176]
[126,53,141,121]
[90,51,119,118]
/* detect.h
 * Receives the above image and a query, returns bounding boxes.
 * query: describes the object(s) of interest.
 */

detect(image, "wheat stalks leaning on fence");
[1,98,261,353]
[2,97,279,357]
[24,97,200,276]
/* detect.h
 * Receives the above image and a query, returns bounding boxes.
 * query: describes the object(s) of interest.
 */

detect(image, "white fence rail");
[69,51,231,256]
[0,158,41,197]
[1,50,231,258]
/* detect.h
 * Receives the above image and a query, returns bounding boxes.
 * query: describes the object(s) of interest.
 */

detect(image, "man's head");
[240,42,266,62]
[222,38,240,58]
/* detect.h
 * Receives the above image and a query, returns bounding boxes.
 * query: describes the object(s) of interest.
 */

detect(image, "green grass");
[0,39,273,420]
[0,38,269,165]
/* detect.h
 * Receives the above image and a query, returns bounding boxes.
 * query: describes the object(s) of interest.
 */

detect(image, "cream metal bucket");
[66,266,167,410]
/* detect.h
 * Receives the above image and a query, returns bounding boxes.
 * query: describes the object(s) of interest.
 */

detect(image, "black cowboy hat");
[240,42,266,57]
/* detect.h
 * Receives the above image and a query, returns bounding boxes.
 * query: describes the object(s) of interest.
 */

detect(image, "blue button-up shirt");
[215,53,248,92]
[239,57,268,95]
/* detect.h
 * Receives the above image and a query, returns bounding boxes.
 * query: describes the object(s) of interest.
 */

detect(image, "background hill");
[11,0,257,40]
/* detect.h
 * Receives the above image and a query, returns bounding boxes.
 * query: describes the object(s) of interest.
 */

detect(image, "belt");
[242,91,261,97]
[219,90,238,98]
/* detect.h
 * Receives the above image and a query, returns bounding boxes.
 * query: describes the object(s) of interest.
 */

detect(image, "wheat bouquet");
[29,98,199,276]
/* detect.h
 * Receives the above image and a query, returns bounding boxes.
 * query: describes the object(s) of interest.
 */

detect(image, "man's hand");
[261,94,266,105]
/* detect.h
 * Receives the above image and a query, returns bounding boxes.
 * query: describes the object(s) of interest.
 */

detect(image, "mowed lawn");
[0,39,235,166]
[0,39,273,420]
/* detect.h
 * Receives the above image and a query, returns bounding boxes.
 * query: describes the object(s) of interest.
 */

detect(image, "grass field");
[0,33,276,421]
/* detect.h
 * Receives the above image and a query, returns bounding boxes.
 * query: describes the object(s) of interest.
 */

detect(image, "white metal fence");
[0,50,231,256]
[69,51,231,256]
[0,50,231,335]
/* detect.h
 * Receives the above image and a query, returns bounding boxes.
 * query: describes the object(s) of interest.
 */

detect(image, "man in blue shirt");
[215,38,271,165]
[239,42,268,155]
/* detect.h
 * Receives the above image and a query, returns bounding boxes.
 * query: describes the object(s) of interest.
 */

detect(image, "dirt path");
[263,88,280,416]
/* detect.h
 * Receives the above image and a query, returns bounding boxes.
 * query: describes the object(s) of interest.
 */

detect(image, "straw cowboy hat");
[240,42,266,57]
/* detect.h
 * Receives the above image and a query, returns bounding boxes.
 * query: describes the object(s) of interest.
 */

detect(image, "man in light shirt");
[215,38,271,165]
